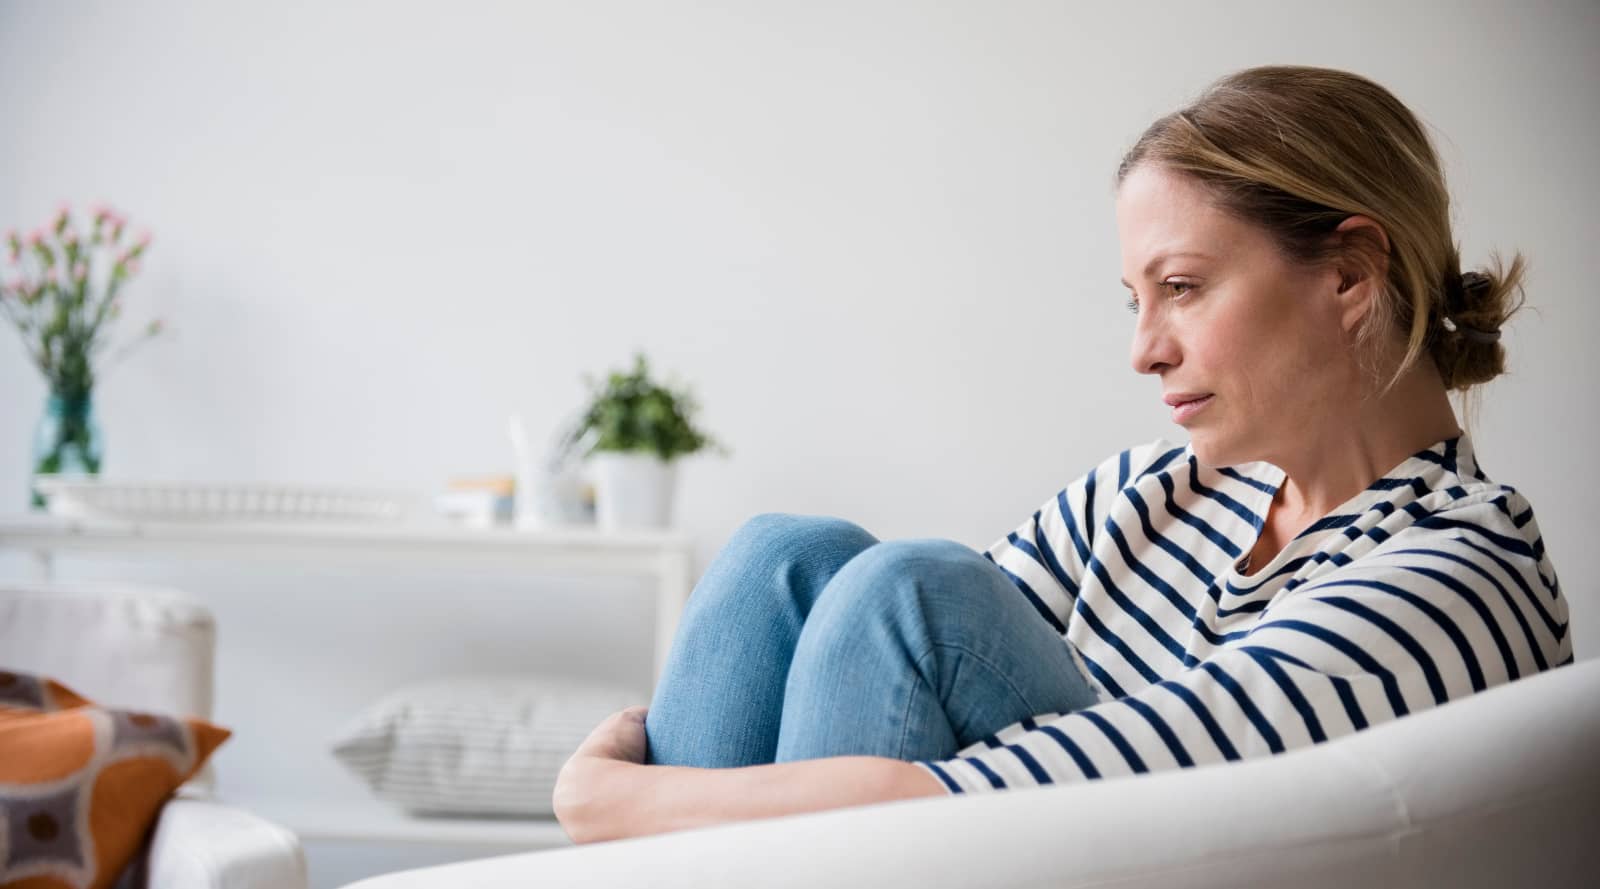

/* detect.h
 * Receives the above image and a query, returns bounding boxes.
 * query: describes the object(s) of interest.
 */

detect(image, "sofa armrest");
[144,795,308,889]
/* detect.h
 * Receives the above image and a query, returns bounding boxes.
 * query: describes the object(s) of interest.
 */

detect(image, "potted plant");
[1,204,161,508]
[560,352,727,531]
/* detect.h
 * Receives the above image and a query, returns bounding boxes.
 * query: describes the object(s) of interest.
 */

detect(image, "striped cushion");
[327,676,647,817]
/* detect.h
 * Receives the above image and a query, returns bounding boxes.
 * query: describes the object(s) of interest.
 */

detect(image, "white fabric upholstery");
[0,581,216,715]
[148,795,309,889]
[342,657,1600,889]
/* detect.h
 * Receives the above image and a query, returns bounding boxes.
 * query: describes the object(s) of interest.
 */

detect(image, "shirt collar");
[1204,430,1483,529]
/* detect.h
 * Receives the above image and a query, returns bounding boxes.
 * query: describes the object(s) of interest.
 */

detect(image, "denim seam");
[899,642,1042,759]
[899,647,940,760]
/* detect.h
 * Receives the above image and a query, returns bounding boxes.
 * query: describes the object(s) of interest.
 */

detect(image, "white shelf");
[0,514,691,563]
[0,513,697,688]
[234,795,575,849]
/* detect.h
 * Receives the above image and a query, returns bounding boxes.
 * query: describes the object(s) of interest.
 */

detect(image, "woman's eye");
[1124,281,1193,315]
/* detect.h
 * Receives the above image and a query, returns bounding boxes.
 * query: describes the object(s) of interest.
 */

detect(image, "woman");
[552,65,1572,844]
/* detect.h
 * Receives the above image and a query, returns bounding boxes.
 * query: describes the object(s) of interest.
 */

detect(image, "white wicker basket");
[32,476,421,523]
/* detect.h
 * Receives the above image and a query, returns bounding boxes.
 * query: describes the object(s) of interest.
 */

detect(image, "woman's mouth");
[1169,394,1214,423]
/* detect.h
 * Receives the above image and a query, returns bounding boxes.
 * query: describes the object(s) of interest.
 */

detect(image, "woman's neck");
[1254,359,1462,565]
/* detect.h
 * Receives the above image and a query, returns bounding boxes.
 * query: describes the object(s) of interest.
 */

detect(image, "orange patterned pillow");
[0,669,231,889]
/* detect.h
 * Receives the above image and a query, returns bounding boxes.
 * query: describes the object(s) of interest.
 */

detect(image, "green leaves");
[566,352,728,462]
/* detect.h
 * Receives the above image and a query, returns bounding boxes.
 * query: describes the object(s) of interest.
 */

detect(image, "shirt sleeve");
[982,439,1187,636]
[914,489,1571,795]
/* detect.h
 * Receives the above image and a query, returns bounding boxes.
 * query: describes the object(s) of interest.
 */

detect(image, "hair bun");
[1446,270,1492,315]
[1444,271,1502,343]
[1459,270,1492,302]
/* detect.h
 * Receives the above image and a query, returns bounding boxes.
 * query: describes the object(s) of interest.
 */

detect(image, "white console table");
[1,514,701,856]
[0,515,696,688]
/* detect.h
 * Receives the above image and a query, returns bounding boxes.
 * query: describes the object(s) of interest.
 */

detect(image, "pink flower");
[25,229,45,247]
[147,318,164,335]
[88,202,111,221]
[125,258,142,277]
[133,229,152,249]
[43,268,58,285]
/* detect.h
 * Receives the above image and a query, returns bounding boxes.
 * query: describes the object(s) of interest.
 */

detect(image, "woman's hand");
[553,706,650,843]
[572,705,650,764]
[553,708,947,845]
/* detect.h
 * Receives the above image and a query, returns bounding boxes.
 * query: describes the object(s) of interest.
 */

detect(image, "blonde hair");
[1114,65,1526,426]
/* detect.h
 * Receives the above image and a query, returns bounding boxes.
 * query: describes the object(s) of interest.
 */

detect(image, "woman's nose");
[1129,314,1180,376]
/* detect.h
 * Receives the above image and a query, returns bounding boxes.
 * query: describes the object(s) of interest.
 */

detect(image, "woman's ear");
[1332,215,1392,333]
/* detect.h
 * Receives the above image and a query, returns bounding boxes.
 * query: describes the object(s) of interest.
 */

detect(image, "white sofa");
[343,654,1600,889]
[0,582,308,889]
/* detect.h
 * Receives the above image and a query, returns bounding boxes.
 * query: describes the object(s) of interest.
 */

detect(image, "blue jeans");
[644,513,1101,766]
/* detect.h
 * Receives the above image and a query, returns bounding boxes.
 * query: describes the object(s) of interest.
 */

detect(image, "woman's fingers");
[571,706,651,763]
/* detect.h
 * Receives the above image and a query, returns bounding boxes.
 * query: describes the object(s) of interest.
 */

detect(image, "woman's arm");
[556,753,947,844]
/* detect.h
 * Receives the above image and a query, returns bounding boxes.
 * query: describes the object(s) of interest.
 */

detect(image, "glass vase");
[30,389,103,510]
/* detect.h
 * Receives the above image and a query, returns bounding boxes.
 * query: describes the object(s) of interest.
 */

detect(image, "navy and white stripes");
[913,433,1571,794]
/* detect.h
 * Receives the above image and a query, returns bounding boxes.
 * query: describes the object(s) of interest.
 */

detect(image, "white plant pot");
[588,452,677,531]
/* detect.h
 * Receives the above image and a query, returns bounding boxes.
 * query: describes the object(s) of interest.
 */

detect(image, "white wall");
[2,0,1595,884]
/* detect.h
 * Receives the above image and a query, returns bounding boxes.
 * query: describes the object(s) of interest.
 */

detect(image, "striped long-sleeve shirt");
[912,432,1572,794]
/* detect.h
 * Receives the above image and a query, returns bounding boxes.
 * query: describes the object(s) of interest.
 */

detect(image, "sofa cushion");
[0,669,232,889]
[328,675,647,817]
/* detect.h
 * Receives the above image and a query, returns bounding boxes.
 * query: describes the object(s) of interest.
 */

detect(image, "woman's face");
[1115,164,1358,469]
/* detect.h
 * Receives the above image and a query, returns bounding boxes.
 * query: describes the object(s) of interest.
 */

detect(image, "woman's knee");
[688,513,878,614]
[813,539,991,619]
[845,538,985,580]
[724,512,878,563]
